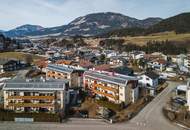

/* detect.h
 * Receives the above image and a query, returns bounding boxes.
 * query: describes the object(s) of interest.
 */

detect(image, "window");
[146,78,150,81]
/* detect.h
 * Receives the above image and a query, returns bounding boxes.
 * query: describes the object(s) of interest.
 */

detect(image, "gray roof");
[47,64,74,74]
[3,79,67,91]
[84,71,137,86]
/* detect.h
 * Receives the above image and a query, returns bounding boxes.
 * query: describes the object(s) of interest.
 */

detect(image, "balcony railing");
[93,89,119,100]
[93,84,119,93]
[7,103,54,107]
[8,96,55,100]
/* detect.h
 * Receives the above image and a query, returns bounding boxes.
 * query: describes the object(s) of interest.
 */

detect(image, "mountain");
[147,12,190,34]
[4,24,44,37]
[4,12,162,38]
[100,12,190,37]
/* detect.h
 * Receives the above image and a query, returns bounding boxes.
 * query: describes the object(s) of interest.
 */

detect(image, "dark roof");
[111,66,133,76]
[3,78,68,91]
[145,71,159,79]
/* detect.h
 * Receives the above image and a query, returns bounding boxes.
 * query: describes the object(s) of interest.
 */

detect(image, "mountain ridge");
[2,12,162,38]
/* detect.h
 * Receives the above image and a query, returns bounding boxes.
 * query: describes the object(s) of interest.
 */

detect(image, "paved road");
[0,82,185,130]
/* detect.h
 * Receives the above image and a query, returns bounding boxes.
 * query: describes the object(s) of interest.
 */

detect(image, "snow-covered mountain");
[4,24,44,37]
[3,12,162,37]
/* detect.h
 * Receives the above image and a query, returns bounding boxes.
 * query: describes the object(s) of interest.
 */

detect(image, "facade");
[83,70,139,105]
[186,81,190,111]
[3,79,69,113]
[184,54,190,70]
[46,64,84,88]
[147,59,167,71]
[138,71,159,96]
[0,59,25,73]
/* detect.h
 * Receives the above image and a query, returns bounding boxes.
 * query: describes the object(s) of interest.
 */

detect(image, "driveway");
[0,82,185,130]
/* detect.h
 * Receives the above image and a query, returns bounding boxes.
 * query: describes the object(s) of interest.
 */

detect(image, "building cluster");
[1,47,190,116]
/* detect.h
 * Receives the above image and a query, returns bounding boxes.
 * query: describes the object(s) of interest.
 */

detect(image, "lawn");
[0,52,44,62]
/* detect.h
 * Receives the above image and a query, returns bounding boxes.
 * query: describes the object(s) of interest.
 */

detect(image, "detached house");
[0,59,26,73]
[138,71,159,96]
[147,59,167,71]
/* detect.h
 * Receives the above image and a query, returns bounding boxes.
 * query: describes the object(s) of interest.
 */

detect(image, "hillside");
[101,12,190,37]
[85,32,190,46]
[4,24,44,37]
[147,12,190,34]
[3,12,162,37]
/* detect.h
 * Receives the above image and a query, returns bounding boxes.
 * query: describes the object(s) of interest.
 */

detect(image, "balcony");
[8,96,55,100]
[93,89,119,100]
[7,103,54,107]
[93,84,119,93]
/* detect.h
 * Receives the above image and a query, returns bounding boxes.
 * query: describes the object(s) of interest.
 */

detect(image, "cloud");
[0,0,190,30]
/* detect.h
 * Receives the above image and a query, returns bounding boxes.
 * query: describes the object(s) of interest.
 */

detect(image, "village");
[0,41,190,125]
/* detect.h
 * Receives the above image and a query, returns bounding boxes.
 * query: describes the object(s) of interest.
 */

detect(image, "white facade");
[138,75,158,88]
[186,81,190,111]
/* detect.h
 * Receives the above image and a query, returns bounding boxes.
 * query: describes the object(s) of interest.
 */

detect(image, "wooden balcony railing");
[93,89,119,100]
[7,103,54,107]
[93,84,119,93]
[8,96,55,100]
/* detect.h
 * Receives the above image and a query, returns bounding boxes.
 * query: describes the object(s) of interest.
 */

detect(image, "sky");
[1,0,190,30]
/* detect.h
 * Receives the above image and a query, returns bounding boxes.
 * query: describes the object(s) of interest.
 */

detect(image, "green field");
[0,52,44,62]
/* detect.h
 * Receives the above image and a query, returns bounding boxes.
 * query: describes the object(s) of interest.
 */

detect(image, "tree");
[99,54,106,63]
[25,55,33,65]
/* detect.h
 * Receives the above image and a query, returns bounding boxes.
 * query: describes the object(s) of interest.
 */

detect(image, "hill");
[101,12,190,37]
[3,12,162,37]
[4,24,44,37]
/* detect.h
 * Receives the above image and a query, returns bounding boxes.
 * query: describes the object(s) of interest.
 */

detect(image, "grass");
[0,52,44,62]
[123,31,190,45]
[86,32,190,46]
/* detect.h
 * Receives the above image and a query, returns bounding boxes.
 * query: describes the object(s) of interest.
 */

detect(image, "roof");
[79,60,94,68]
[176,85,187,92]
[47,64,74,74]
[111,66,133,76]
[55,60,73,65]
[3,79,67,91]
[145,71,159,80]
[35,59,48,68]
[84,70,137,86]
[94,64,112,71]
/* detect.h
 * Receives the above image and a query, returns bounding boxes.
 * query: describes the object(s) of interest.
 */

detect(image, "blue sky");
[1,0,190,30]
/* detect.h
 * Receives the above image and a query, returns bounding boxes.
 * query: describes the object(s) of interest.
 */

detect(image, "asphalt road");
[0,82,185,130]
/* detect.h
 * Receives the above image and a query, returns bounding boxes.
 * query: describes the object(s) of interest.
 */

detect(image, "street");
[0,82,185,130]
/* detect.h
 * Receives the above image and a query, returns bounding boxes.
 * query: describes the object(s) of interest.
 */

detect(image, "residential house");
[147,59,167,71]
[109,56,128,66]
[138,71,159,96]
[0,59,26,73]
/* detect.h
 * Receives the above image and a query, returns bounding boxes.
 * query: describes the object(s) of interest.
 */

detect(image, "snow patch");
[71,17,86,25]
[81,28,90,31]
[98,25,110,29]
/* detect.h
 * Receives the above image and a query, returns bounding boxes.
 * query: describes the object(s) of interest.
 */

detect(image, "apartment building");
[46,64,84,88]
[3,79,69,113]
[83,70,139,105]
